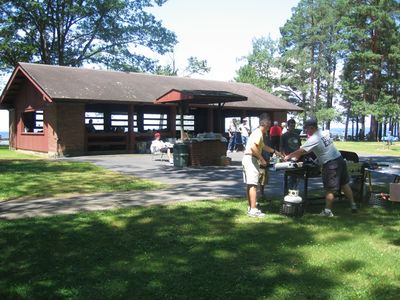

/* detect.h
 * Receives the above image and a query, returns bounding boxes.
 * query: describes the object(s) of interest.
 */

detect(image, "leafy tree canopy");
[0,0,177,72]
[155,55,211,77]
[235,36,278,92]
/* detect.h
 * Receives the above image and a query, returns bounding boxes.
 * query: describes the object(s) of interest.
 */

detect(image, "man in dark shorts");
[283,118,357,217]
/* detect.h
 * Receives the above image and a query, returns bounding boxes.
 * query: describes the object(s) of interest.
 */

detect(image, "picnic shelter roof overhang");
[0,62,303,112]
[154,89,248,106]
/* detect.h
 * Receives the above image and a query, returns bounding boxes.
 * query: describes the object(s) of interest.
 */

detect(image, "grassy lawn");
[1,144,399,299]
[0,146,164,201]
[335,141,400,156]
[1,199,399,299]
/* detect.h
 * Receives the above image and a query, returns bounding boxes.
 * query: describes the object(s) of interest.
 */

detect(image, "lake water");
[0,131,9,145]
[329,127,370,137]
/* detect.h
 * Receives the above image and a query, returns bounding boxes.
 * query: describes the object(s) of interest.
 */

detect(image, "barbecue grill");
[273,151,365,205]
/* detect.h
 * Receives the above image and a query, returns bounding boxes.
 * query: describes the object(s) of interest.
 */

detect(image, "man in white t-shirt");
[242,117,283,217]
[238,118,250,148]
[151,132,173,163]
[284,118,357,217]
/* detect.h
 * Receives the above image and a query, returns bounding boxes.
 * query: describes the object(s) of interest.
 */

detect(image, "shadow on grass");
[0,203,344,299]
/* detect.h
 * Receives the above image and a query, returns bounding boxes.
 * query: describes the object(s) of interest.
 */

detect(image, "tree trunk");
[345,108,350,140]
[370,115,378,141]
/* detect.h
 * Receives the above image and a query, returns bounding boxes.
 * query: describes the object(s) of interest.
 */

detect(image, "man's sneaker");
[319,209,334,217]
[248,208,266,218]
[351,203,358,213]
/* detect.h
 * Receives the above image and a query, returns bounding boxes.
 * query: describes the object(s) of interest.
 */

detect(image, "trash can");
[173,143,189,167]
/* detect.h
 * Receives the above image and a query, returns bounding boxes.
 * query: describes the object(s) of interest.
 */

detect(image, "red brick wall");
[189,140,227,166]
[8,109,16,149]
[46,103,58,156]
[55,102,85,156]
[14,81,48,153]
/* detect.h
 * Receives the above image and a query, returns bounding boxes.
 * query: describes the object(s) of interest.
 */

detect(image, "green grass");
[335,141,400,156]
[0,199,399,299]
[0,146,164,201]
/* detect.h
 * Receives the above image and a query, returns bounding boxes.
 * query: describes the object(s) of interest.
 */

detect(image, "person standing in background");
[239,117,251,148]
[269,121,282,150]
[279,119,301,189]
[227,118,239,153]
[86,119,96,133]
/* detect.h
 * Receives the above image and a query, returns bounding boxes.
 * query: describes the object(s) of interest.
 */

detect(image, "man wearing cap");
[150,132,173,163]
[284,118,357,217]
[242,117,283,217]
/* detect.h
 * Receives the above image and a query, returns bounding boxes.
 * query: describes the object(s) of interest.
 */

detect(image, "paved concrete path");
[0,152,275,219]
[0,152,397,219]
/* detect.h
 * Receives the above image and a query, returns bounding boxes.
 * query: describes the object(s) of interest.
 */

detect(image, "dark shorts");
[322,156,350,191]
[160,147,173,153]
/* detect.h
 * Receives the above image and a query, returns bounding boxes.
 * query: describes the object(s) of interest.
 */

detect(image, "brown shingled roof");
[1,62,302,111]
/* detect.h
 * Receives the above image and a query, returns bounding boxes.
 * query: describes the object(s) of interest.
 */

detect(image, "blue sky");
[147,0,299,81]
[0,0,300,131]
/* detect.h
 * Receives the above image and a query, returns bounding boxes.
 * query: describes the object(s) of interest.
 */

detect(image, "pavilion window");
[111,112,128,132]
[22,110,43,133]
[143,113,168,131]
[132,113,138,132]
[85,112,104,131]
[176,114,195,131]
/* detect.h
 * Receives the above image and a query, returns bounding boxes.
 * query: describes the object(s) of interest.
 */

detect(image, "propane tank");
[284,189,303,203]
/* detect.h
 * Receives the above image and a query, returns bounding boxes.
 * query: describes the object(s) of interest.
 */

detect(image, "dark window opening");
[111,112,128,133]
[132,113,138,132]
[143,113,168,131]
[176,115,195,132]
[85,112,104,131]
[22,110,43,133]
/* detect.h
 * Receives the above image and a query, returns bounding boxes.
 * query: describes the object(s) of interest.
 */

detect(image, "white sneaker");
[319,209,334,217]
[248,208,266,218]
[248,203,260,212]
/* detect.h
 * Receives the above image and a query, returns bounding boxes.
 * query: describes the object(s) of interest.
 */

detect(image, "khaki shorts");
[259,168,269,186]
[242,155,260,185]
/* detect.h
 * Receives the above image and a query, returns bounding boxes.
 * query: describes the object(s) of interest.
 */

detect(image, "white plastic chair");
[150,144,166,161]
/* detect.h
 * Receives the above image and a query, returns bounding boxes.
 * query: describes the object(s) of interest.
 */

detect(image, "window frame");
[21,109,44,135]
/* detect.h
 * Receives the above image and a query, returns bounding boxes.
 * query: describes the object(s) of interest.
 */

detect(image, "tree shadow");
[2,200,389,299]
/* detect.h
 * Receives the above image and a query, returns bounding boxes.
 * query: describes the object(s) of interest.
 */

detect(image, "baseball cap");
[304,118,318,128]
